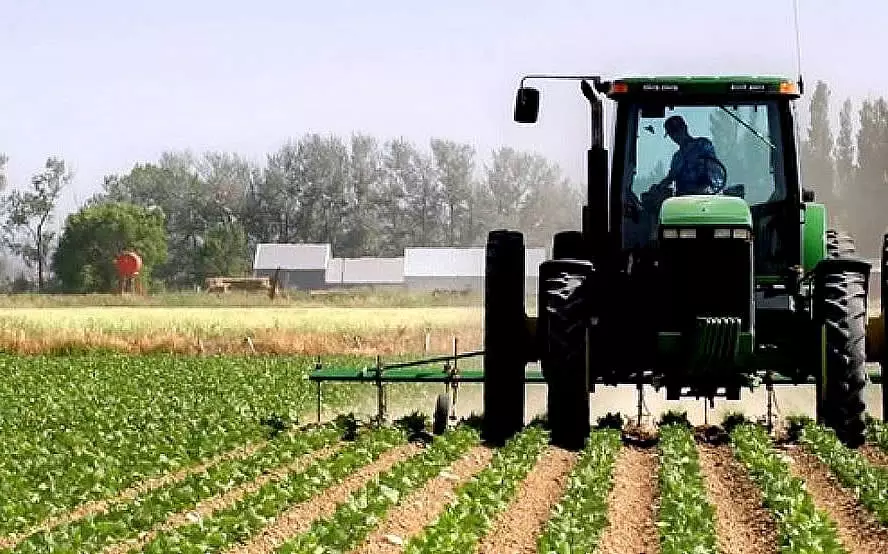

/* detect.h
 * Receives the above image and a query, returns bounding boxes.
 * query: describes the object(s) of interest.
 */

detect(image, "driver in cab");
[652,115,723,196]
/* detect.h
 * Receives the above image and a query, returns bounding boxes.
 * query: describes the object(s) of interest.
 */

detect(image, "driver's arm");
[656,164,675,188]
[655,151,681,189]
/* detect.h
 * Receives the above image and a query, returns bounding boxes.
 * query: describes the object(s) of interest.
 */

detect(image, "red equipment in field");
[115,251,143,294]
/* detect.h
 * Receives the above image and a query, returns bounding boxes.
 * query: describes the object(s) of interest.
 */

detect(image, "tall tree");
[481,147,531,230]
[3,157,70,290]
[800,81,837,219]
[52,202,168,292]
[195,222,249,281]
[341,133,382,256]
[852,97,888,255]
[377,138,414,255]
[431,139,476,246]
[0,154,7,191]
[834,98,856,227]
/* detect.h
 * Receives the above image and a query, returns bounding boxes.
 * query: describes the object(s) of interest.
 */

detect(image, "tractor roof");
[605,76,802,99]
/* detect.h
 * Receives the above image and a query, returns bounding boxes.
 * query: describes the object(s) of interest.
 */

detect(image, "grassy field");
[0,292,488,354]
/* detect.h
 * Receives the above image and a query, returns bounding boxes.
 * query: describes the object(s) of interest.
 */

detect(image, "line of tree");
[0,135,583,292]
[801,81,888,257]
[2,80,886,293]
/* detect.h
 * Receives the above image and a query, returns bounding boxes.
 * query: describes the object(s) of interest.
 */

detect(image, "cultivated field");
[1,350,887,554]
[1,291,886,553]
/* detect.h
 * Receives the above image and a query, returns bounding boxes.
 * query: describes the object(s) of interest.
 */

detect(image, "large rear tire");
[540,260,592,450]
[818,270,868,448]
[482,230,527,446]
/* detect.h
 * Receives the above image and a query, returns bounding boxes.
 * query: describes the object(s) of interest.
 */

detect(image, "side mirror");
[802,188,815,202]
[514,87,540,124]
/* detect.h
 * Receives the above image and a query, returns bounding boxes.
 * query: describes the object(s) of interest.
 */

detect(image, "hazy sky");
[2,0,887,221]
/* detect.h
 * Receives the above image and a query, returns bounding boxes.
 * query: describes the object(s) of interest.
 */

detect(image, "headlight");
[733,228,750,240]
[662,228,679,239]
[679,228,697,239]
[714,228,732,239]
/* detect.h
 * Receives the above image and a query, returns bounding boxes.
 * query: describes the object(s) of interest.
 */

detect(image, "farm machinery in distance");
[311,74,888,451]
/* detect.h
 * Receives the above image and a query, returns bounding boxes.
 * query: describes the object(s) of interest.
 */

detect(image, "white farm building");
[403,247,547,293]
[325,257,404,288]
[252,242,548,292]
[252,243,331,289]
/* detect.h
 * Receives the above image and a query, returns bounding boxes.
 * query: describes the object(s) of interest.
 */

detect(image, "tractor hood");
[659,196,752,227]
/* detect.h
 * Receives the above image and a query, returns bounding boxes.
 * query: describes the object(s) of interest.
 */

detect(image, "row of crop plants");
[4,423,347,554]
[6,404,887,554]
[730,423,847,553]
[799,421,888,525]
[0,354,362,537]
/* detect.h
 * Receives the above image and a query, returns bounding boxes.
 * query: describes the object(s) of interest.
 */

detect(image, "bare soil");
[474,446,578,554]
[784,446,888,554]
[225,442,422,554]
[0,438,268,551]
[102,444,340,554]
[596,445,660,554]
[352,446,494,554]
[697,443,778,554]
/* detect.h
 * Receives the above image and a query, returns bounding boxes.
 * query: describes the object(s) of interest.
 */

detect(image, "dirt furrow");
[785,446,888,554]
[351,445,494,554]
[225,443,423,554]
[0,437,268,551]
[596,445,660,554]
[697,443,778,554]
[474,446,577,554]
[102,444,340,554]
[860,444,888,468]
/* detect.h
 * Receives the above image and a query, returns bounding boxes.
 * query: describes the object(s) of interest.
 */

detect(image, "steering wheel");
[696,156,728,194]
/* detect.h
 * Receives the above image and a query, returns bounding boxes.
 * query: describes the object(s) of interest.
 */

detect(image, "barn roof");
[326,257,405,284]
[253,243,331,271]
[404,247,547,278]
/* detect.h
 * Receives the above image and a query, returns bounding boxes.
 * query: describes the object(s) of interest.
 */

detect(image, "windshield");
[624,101,786,206]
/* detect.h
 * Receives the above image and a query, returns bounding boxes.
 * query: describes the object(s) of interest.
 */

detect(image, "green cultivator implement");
[312,74,888,451]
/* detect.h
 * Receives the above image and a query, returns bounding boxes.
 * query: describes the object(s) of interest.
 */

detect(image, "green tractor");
[481,75,887,450]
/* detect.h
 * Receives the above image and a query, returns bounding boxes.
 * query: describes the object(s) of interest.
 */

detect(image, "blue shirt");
[668,137,720,195]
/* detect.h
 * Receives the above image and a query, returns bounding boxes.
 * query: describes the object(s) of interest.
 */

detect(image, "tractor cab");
[610,78,800,282]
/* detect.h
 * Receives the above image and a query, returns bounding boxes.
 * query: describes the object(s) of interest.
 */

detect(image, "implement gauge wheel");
[818,269,868,447]
[540,259,593,450]
[433,393,451,435]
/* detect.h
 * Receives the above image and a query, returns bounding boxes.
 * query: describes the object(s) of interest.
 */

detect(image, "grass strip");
[800,424,888,524]
[730,424,846,554]
[139,425,406,553]
[276,425,480,553]
[4,424,343,554]
[536,429,621,554]
[656,424,718,554]
[403,425,549,554]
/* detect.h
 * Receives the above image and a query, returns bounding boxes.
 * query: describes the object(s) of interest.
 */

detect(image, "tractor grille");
[657,227,753,332]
